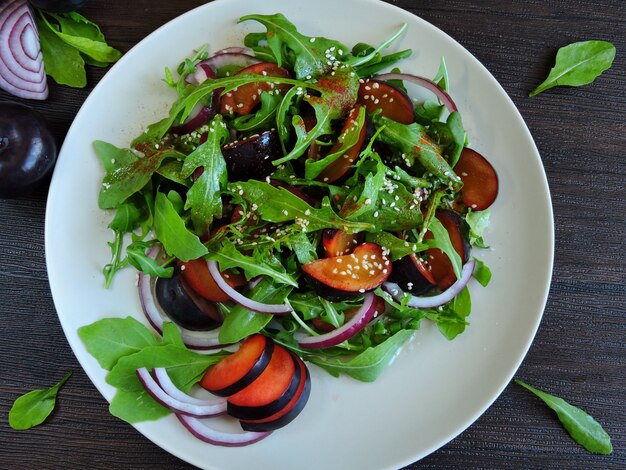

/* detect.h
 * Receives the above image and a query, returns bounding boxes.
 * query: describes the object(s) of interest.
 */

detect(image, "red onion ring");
[383,260,475,308]
[137,368,226,418]
[153,368,225,407]
[0,1,47,100]
[184,62,216,86]
[176,413,272,447]
[207,260,292,314]
[214,46,252,56]
[201,52,261,74]
[298,292,378,350]
[375,72,457,113]
[138,245,223,349]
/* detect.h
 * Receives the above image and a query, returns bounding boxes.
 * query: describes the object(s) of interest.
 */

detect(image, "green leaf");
[126,241,174,278]
[9,372,72,430]
[106,344,226,394]
[219,278,293,343]
[78,317,158,371]
[345,24,408,68]
[307,330,414,382]
[161,322,185,348]
[153,192,208,261]
[181,116,230,230]
[35,16,86,87]
[515,380,613,454]
[40,11,122,64]
[208,239,298,287]
[465,209,491,247]
[229,180,374,233]
[51,12,105,42]
[239,13,349,79]
[109,389,169,423]
[472,258,492,287]
[365,231,427,261]
[530,40,616,96]
[230,91,283,132]
[426,217,462,280]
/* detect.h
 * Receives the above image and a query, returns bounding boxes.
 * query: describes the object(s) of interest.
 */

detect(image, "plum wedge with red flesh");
[357,80,414,124]
[423,210,471,291]
[302,243,392,300]
[454,147,499,210]
[316,105,368,183]
[322,229,363,257]
[200,334,274,397]
[155,275,222,331]
[222,129,283,181]
[220,62,291,116]
[240,353,311,432]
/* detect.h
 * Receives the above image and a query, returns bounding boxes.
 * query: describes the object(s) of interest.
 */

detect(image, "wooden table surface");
[1,0,624,468]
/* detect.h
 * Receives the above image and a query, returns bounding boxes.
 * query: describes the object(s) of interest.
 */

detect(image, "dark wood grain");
[1,0,624,468]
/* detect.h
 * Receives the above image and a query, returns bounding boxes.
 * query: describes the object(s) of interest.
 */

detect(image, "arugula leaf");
[106,344,226,394]
[229,180,374,233]
[95,141,184,209]
[374,116,461,189]
[427,286,471,339]
[219,278,293,343]
[304,106,366,180]
[35,16,86,87]
[472,258,492,287]
[109,389,169,423]
[426,217,462,280]
[161,322,185,348]
[153,191,208,261]
[307,329,414,382]
[9,372,72,430]
[126,240,174,278]
[530,40,616,96]
[78,317,158,371]
[240,13,348,80]
[466,209,491,247]
[275,67,360,164]
[181,116,229,230]
[365,231,428,261]
[207,239,298,287]
[515,380,613,454]
[231,91,283,132]
[345,24,407,68]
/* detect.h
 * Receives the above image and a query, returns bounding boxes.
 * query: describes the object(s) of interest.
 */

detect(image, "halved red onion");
[138,245,223,349]
[383,259,475,308]
[207,261,292,314]
[137,368,226,418]
[375,72,457,113]
[298,292,378,350]
[153,368,225,407]
[201,52,261,74]
[176,413,272,447]
[0,1,47,100]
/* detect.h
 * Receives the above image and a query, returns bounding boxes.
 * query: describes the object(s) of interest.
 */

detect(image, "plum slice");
[222,129,283,181]
[454,147,499,210]
[179,258,246,303]
[226,344,296,418]
[388,253,437,295]
[322,229,363,257]
[423,210,471,291]
[316,105,368,183]
[155,275,222,331]
[200,334,274,397]
[240,353,311,431]
[357,80,414,124]
[220,62,291,116]
[302,243,392,300]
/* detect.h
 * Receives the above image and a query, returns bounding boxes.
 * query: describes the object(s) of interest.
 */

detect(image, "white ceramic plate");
[45,0,554,468]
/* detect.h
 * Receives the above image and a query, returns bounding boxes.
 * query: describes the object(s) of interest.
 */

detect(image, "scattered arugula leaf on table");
[515,379,613,454]
[9,372,72,430]
[530,40,616,96]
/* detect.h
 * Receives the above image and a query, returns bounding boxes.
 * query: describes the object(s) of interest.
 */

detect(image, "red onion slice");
[138,245,223,349]
[153,368,225,407]
[201,52,261,74]
[0,1,47,100]
[298,292,378,350]
[383,260,476,308]
[137,368,226,418]
[214,46,252,56]
[184,62,216,86]
[375,72,457,113]
[176,413,272,447]
[207,260,292,315]
[170,102,215,135]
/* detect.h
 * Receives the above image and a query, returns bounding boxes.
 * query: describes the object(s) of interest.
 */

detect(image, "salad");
[79,13,498,446]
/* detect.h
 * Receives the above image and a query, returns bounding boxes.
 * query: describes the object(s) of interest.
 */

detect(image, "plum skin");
[0,102,57,198]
